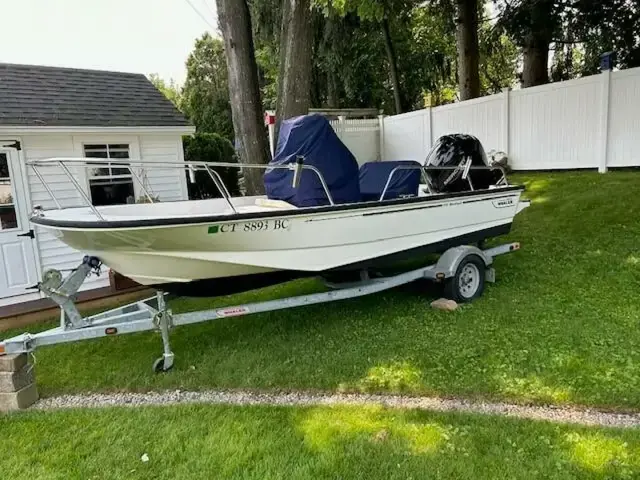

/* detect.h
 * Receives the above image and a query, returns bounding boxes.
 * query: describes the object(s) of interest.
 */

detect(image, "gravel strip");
[32,390,640,428]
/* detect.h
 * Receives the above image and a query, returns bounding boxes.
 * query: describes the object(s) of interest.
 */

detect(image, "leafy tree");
[183,133,241,199]
[182,33,234,140]
[276,0,314,124]
[572,0,640,75]
[248,0,517,115]
[148,73,182,109]
[550,42,583,82]
[320,0,414,113]
[494,0,639,86]
[455,0,481,99]
[408,2,517,105]
[478,18,519,94]
[495,0,564,87]
[249,0,283,109]
[314,12,387,108]
[255,42,279,109]
[407,2,458,106]
[215,0,271,194]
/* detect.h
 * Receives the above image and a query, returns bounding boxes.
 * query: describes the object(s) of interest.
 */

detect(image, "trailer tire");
[153,356,174,373]
[443,255,485,303]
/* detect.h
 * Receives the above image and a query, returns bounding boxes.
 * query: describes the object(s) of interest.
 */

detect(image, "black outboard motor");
[424,134,502,193]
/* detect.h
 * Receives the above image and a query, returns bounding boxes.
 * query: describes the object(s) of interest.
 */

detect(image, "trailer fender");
[433,245,492,280]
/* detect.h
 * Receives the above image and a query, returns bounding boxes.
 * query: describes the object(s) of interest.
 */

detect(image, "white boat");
[26,118,529,297]
[2,121,531,369]
[31,184,527,291]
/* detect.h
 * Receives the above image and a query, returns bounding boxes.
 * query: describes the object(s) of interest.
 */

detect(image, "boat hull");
[157,222,513,297]
[33,187,527,290]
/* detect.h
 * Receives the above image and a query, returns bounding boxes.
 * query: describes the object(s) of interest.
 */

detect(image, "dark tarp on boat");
[359,160,422,202]
[264,114,361,207]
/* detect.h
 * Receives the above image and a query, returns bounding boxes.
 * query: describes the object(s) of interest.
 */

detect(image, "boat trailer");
[0,242,520,372]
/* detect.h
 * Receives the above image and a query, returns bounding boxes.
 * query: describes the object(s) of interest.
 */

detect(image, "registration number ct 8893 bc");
[216,219,291,233]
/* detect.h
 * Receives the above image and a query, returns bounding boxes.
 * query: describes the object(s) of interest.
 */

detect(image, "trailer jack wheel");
[444,254,486,303]
[153,354,175,373]
[152,292,175,373]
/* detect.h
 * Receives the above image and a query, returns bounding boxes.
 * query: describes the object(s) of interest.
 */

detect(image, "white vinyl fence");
[381,66,640,172]
[330,118,381,165]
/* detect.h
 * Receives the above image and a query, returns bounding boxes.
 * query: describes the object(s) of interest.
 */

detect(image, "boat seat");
[359,160,422,202]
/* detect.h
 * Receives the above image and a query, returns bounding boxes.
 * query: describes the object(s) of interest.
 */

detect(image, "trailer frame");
[0,242,520,372]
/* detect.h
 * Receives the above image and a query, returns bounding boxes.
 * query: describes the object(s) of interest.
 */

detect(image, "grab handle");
[291,156,304,188]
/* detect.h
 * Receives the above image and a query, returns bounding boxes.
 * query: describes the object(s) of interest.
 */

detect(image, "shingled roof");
[0,63,191,127]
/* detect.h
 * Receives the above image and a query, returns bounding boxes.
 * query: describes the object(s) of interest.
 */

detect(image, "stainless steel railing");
[26,156,510,221]
[26,157,335,220]
[378,158,508,201]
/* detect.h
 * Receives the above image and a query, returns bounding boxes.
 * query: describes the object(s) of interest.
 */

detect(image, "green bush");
[182,133,241,200]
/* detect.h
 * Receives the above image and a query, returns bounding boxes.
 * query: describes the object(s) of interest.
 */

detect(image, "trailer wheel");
[443,255,485,303]
[153,356,174,373]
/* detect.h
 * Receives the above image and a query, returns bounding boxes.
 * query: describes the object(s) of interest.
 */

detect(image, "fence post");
[337,115,346,142]
[425,107,433,151]
[502,87,510,155]
[378,114,385,161]
[598,69,612,173]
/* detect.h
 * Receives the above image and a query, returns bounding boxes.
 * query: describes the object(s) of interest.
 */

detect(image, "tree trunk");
[381,17,403,114]
[216,0,270,195]
[455,0,480,101]
[564,22,574,78]
[323,14,340,109]
[522,34,550,87]
[276,0,313,126]
[327,75,338,108]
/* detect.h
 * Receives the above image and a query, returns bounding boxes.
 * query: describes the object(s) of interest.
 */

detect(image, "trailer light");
[105,327,118,335]
[0,344,4,355]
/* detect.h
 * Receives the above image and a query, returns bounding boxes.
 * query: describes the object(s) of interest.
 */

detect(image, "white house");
[0,63,194,313]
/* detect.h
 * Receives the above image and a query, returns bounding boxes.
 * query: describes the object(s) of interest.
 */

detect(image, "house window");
[0,153,18,230]
[84,144,135,206]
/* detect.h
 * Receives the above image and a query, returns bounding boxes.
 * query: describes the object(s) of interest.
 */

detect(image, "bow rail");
[26,156,334,220]
[26,156,510,221]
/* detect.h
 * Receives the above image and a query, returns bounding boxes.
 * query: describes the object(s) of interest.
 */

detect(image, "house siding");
[139,136,188,202]
[17,132,188,298]
[21,134,107,292]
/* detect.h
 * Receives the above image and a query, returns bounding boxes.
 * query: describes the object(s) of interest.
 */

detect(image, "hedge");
[182,133,241,200]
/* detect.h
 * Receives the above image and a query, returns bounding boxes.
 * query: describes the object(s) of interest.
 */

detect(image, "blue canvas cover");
[264,115,361,207]
[359,160,422,201]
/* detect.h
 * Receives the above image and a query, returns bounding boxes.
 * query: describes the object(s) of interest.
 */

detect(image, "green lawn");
[3,403,640,479]
[6,171,640,408]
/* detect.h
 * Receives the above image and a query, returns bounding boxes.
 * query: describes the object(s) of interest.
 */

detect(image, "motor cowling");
[424,134,502,193]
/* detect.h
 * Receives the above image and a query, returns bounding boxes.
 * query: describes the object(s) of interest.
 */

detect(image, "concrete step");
[0,353,27,372]
[0,365,34,393]
[0,383,39,411]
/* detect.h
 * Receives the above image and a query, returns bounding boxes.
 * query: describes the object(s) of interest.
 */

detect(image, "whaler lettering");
[492,198,515,208]
[216,306,250,317]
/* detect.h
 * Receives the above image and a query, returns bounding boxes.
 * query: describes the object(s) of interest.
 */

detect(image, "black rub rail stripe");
[462,193,520,204]
[305,213,364,222]
[30,185,525,230]
[363,203,444,216]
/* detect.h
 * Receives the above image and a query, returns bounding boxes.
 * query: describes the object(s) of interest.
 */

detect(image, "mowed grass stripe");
[4,403,640,479]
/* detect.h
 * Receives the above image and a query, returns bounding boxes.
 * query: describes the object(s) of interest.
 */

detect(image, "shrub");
[183,133,241,199]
